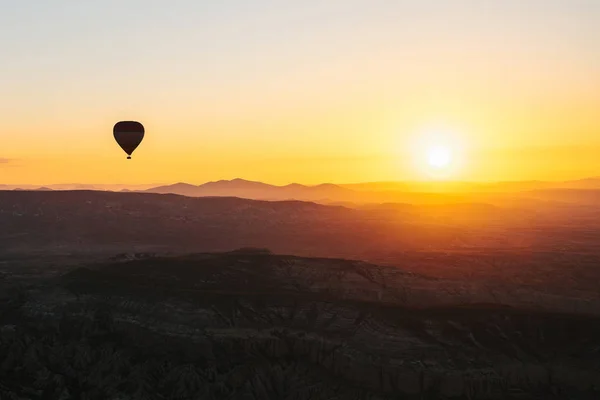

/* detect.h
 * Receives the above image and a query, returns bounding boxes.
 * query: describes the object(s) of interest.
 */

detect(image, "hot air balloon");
[113,121,144,159]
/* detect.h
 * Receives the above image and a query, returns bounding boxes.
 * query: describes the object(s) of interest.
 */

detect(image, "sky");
[1,0,599,185]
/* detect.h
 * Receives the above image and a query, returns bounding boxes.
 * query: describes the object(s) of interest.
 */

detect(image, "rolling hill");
[143,178,600,208]
[0,189,538,257]
[5,177,600,207]
[4,190,600,398]
[2,250,600,398]
[4,189,600,297]
[0,190,479,258]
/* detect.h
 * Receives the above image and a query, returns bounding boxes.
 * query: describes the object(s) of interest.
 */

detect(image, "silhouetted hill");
[4,188,600,398]
[0,183,161,191]
[58,249,600,314]
[2,189,500,266]
[147,182,202,196]
[201,178,274,190]
[2,250,600,398]
[145,179,488,204]
[5,189,600,301]
[146,178,355,202]
[144,180,477,205]
[2,189,600,254]
[0,190,536,258]
[5,178,600,205]
[143,178,600,207]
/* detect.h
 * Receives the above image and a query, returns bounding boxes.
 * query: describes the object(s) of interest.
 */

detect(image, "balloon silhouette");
[113,121,145,159]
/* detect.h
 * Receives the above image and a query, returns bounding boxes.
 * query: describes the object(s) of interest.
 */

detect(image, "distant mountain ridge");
[4,177,600,205]
[145,178,356,202]
[0,183,162,192]
[141,177,600,205]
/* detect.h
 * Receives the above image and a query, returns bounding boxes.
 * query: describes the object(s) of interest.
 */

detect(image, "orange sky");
[1,1,599,185]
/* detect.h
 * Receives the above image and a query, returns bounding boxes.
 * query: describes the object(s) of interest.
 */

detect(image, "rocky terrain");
[3,190,600,256]
[2,190,600,398]
[1,250,600,399]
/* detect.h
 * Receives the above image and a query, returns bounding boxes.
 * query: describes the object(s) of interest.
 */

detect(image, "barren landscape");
[2,188,600,398]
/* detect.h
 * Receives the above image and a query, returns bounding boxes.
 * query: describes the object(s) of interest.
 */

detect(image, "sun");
[427,145,452,168]
[400,123,467,180]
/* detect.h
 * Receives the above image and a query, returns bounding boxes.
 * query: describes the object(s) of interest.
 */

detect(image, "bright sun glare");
[427,146,452,168]
[403,125,467,180]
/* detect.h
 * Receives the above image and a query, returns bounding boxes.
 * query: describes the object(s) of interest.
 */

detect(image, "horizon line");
[3,175,600,188]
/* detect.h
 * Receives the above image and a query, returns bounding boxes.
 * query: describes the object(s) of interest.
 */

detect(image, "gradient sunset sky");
[1,0,599,185]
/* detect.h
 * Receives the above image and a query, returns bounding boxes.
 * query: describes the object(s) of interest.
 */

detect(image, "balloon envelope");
[113,121,144,159]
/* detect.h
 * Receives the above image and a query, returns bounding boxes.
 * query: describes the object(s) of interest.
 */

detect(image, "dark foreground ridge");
[1,249,600,399]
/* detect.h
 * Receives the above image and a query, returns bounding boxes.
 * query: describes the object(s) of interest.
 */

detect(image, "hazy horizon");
[4,173,600,191]
[4,144,600,186]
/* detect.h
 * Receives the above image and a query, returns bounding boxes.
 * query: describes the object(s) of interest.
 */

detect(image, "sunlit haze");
[427,147,452,169]
[1,0,599,185]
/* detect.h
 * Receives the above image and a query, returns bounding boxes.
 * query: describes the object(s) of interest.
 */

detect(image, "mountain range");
[0,183,161,192]
[144,179,357,203]
[142,177,600,206]
[5,177,600,206]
